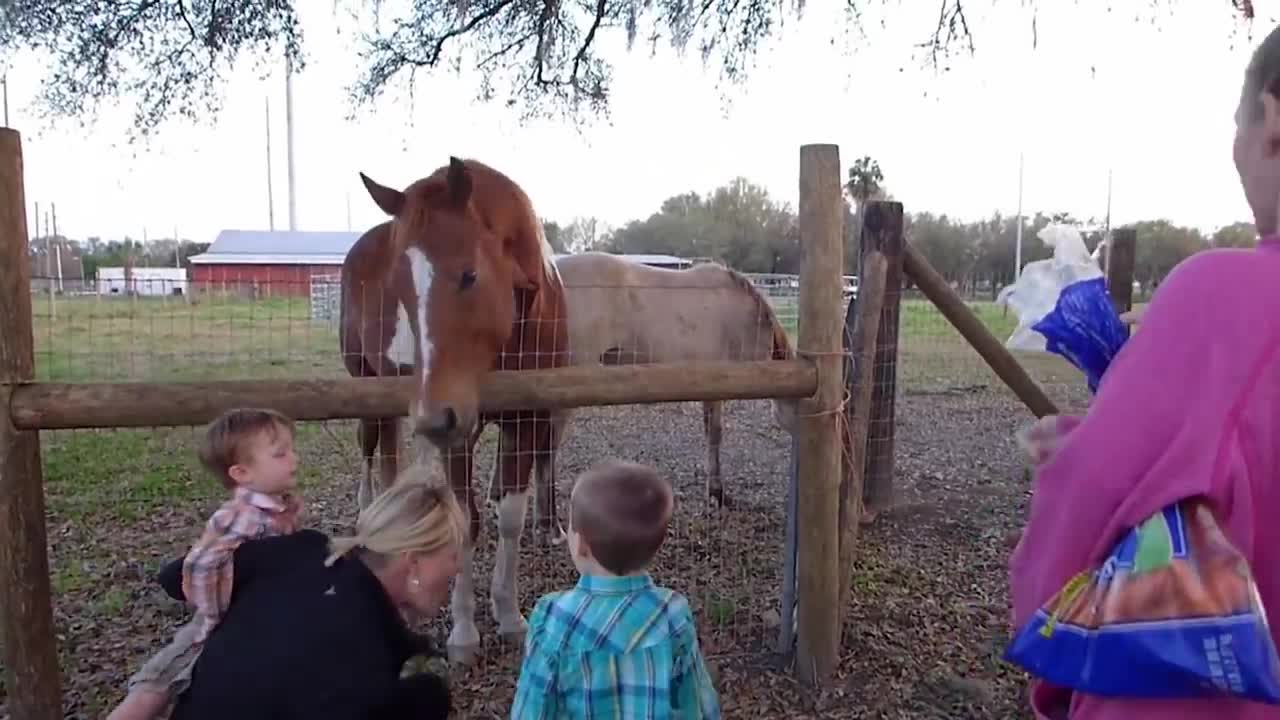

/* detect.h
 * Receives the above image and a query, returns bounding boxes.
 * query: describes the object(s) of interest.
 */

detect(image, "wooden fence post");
[794,143,845,686]
[1106,227,1137,314]
[0,127,63,719]
[838,248,887,616]
[857,201,903,522]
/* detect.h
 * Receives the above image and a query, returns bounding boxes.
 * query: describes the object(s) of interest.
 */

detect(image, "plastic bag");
[996,224,1129,392]
[1004,499,1280,702]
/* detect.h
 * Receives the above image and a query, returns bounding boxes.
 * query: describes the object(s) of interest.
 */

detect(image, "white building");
[96,266,190,296]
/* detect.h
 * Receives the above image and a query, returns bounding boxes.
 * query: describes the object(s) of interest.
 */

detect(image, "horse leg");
[490,416,538,642]
[377,417,401,493]
[357,419,379,510]
[703,401,725,506]
[446,443,481,666]
[532,410,567,548]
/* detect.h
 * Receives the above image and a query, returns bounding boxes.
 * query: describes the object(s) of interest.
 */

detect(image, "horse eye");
[460,270,477,290]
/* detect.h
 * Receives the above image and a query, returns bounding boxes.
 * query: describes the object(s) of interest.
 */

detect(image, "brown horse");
[339,157,568,665]
[527,251,797,525]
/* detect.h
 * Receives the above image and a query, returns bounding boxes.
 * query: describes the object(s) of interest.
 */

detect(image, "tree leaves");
[1,0,304,142]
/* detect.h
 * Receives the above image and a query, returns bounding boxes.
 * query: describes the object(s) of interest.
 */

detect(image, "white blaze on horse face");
[403,247,435,415]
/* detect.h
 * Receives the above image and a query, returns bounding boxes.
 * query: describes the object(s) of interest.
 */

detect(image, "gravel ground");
[0,361,1095,719]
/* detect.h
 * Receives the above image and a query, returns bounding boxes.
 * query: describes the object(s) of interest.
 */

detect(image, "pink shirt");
[1009,236,1280,719]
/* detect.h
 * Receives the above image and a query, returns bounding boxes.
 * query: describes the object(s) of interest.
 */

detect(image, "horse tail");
[721,265,794,362]
[769,311,794,361]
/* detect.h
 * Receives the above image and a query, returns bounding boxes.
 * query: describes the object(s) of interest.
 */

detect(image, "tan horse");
[341,157,569,665]
[528,251,798,528]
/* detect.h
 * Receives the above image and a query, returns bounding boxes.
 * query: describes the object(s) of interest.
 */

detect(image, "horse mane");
[719,265,795,361]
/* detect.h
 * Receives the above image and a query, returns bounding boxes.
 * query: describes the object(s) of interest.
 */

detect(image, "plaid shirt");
[180,487,303,643]
[511,574,721,720]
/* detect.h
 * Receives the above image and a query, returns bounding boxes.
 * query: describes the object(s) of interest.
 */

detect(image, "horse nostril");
[416,407,459,439]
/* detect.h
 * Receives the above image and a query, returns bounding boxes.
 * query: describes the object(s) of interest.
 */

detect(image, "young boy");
[511,459,721,719]
[107,407,304,720]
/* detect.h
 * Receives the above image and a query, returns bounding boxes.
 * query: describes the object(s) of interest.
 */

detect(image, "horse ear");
[446,157,472,209]
[360,173,405,217]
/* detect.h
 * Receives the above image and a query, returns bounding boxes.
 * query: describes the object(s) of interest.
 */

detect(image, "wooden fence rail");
[10,360,817,430]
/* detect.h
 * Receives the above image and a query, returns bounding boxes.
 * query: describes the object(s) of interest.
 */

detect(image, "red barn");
[187,230,360,298]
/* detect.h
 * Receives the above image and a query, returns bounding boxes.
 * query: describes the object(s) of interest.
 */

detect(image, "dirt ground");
[0,358,1092,719]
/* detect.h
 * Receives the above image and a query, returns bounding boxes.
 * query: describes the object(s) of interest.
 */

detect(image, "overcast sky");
[1,2,1273,244]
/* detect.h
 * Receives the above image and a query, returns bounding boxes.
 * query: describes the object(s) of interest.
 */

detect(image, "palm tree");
[844,156,884,235]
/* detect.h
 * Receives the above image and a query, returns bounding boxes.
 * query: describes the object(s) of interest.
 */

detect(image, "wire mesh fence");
[894,286,1092,412]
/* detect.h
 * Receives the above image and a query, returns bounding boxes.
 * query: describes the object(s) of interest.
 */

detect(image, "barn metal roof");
[186,229,361,265]
[187,230,693,268]
[552,253,691,266]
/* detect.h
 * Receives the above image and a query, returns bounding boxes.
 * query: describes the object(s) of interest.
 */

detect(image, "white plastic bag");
[997,224,1104,353]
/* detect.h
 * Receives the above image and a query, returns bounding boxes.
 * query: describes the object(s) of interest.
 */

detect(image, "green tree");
[1211,221,1257,248]
[605,177,797,273]
[844,156,883,214]
[541,220,567,253]
[3,2,1255,139]
[1130,219,1208,287]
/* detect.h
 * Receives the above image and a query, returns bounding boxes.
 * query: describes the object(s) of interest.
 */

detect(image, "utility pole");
[266,96,276,231]
[51,203,62,293]
[2,72,9,127]
[1103,168,1114,274]
[1015,152,1024,281]
[285,57,298,231]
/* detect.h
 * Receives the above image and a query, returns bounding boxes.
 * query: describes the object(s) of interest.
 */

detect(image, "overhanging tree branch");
[0,0,1263,140]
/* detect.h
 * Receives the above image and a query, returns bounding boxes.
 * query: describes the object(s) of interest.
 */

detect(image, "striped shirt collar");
[574,572,655,595]
[231,486,290,513]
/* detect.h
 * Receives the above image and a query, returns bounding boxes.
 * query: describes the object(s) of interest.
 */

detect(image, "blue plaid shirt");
[510,573,721,719]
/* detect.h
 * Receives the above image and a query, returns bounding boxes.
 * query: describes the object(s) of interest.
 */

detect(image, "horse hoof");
[533,525,565,549]
[495,612,529,641]
[499,622,529,644]
[447,642,479,667]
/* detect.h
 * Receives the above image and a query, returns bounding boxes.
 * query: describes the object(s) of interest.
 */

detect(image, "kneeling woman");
[156,469,463,720]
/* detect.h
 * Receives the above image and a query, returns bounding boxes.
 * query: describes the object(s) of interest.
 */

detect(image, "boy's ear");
[227,464,250,485]
[570,531,591,559]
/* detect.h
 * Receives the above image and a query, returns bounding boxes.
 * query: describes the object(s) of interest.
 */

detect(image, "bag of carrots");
[1004,498,1280,702]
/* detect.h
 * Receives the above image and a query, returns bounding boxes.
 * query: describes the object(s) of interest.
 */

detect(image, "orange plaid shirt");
[180,487,303,643]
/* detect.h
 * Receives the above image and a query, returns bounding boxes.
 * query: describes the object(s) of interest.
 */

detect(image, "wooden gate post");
[0,128,63,718]
[857,201,904,521]
[1106,227,1137,315]
[838,248,887,617]
[794,143,844,686]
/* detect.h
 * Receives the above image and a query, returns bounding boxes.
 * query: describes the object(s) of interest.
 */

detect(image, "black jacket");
[154,529,450,720]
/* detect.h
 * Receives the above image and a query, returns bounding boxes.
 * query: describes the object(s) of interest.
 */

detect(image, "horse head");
[358,157,543,449]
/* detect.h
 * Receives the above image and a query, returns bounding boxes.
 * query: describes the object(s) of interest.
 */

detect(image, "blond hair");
[325,463,466,567]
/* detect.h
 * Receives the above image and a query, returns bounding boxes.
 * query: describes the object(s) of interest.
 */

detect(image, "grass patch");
[30,294,342,382]
[42,424,340,525]
[43,429,222,523]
